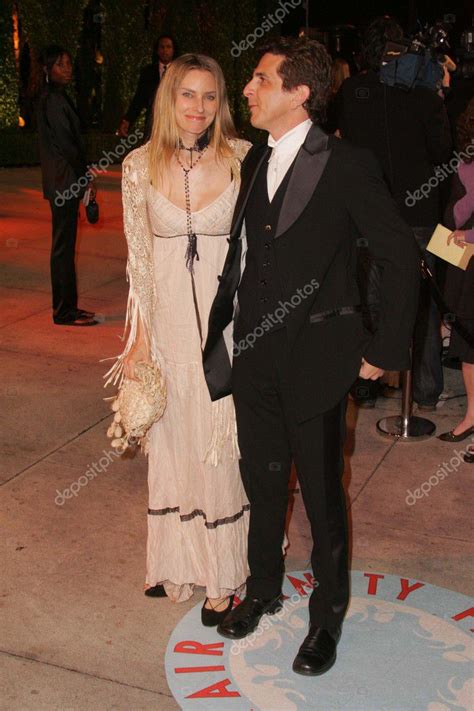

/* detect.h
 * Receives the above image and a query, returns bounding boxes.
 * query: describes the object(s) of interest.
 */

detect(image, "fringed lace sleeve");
[229,138,252,162]
[104,144,156,388]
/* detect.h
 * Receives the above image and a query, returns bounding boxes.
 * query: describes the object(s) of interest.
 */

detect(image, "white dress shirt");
[267,118,312,202]
[159,62,169,79]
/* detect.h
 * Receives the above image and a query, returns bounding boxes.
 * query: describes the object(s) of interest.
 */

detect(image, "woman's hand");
[448,230,468,248]
[123,339,150,380]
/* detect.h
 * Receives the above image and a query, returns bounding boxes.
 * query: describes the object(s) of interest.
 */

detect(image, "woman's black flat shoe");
[438,426,474,442]
[145,584,167,597]
[201,595,234,627]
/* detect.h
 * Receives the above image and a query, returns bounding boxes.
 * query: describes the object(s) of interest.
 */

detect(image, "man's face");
[243,53,295,134]
[157,38,174,65]
[50,53,73,85]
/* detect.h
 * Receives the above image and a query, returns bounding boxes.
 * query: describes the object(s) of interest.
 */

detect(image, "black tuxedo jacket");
[203,124,420,422]
[124,64,160,135]
[37,84,88,201]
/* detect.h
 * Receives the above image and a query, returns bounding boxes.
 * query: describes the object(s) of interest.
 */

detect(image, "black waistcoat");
[237,155,295,334]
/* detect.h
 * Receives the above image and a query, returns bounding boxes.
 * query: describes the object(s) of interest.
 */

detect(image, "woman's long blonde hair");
[148,53,238,186]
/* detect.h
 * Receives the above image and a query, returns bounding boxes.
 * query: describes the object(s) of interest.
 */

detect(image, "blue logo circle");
[166,570,473,709]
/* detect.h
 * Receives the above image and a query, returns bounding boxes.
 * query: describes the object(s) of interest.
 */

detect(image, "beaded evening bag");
[106,361,166,453]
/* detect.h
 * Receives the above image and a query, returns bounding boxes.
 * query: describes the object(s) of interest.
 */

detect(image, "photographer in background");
[336,16,452,409]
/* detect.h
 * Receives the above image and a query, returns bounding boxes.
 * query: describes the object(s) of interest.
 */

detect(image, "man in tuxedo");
[116,34,176,141]
[203,38,419,675]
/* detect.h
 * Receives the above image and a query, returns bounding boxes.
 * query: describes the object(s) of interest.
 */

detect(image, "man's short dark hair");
[257,37,332,125]
[362,16,404,72]
[153,34,177,61]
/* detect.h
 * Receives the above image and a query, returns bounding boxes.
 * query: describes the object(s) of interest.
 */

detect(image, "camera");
[379,22,450,92]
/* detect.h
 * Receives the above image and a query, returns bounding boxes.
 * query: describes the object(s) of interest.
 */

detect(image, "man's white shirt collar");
[266,119,312,201]
[267,118,312,151]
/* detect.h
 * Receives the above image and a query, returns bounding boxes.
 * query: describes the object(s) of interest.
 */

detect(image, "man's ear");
[291,84,310,109]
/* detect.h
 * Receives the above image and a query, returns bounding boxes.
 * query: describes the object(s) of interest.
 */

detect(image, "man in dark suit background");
[116,34,176,141]
[203,38,419,675]
[336,17,452,409]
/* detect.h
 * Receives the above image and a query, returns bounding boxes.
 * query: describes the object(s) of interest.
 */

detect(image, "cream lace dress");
[112,140,251,603]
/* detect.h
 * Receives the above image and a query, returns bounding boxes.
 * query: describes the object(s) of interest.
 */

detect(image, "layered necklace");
[176,132,209,274]
[174,131,210,344]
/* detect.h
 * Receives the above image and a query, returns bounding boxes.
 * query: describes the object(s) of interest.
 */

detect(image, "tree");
[0,1,19,129]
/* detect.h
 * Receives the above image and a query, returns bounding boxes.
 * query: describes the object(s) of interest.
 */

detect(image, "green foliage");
[101,0,152,129]
[2,0,283,142]
[18,0,90,56]
[0,1,19,129]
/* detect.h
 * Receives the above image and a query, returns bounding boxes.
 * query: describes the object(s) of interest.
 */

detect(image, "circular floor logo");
[165,571,473,710]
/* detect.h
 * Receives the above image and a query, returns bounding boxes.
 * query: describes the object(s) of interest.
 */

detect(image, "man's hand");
[116,119,130,138]
[89,179,97,200]
[359,358,384,380]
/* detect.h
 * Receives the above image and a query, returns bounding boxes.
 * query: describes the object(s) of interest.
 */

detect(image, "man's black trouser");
[49,197,80,323]
[232,326,349,628]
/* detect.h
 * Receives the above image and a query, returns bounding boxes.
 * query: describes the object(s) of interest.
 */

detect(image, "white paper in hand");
[426,224,474,271]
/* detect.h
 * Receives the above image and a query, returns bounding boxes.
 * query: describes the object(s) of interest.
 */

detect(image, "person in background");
[116,34,176,141]
[332,57,350,93]
[325,58,350,133]
[337,16,452,409]
[37,45,98,327]
[438,98,474,460]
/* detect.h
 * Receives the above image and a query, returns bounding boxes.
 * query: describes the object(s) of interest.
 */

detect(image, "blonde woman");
[110,54,250,624]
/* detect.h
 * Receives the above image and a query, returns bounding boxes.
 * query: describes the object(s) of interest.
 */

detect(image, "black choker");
[178,130,210,153]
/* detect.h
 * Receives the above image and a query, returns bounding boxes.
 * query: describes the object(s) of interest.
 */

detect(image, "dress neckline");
[150,179,235,215]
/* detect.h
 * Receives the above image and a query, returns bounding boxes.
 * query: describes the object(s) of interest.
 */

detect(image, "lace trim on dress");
[104,139,251,459]
[147,503,250,529]
[103,143,160,390]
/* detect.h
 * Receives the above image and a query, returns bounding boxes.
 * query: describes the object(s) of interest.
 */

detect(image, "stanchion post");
[376,345,436,441]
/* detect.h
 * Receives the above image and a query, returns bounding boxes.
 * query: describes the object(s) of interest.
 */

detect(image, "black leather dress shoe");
[217,594,282,639]
[464,447,474,463]
[54,315,99,326]
[292,625,341,676]
[74,309,95,319]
